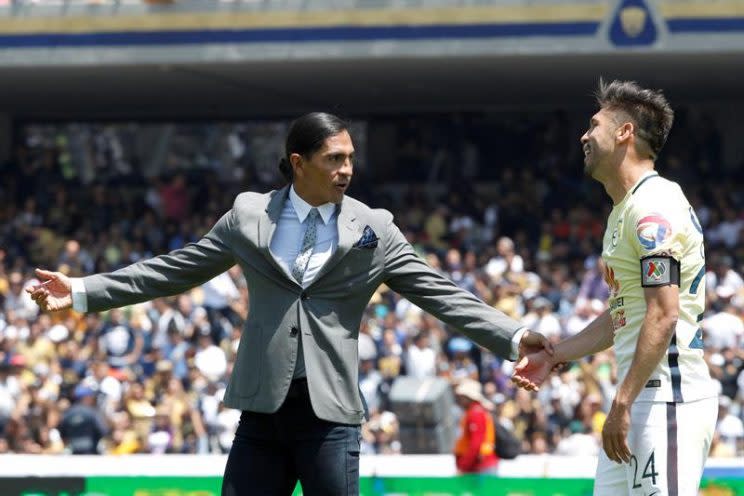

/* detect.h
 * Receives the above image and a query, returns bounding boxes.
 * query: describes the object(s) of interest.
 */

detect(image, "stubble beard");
[583,157,595,178]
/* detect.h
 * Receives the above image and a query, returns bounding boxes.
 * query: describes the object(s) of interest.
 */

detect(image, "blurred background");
[1,0,744,494]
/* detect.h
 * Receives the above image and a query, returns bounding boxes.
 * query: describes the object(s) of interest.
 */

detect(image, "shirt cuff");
[510,327,528,361]
[70,278,88,313]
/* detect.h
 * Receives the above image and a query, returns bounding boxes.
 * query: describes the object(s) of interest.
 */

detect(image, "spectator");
[159,174,190,222]
[522,297,562,341]
[97,308,142,370]
[4,272,38,321]
[702,304,744,350]
[194,333,227,383]
[485,237,524,282]
[715,395,744,456]
[405,332,436,380]
[555,420,600,456]
[565,299,604,337]
[707,255,744,311]
[448,337,478,382]
[59,384,108,454]
[454,379,498,473]
[200,272,240,343]
[57,240,95,276]
[574,256,610,309]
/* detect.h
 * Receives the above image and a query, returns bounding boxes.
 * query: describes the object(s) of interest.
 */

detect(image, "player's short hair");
[595,79,674,160]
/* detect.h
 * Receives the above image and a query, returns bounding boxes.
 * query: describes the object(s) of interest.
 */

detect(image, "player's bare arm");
[512,310,614,391]
[603,284,679,464]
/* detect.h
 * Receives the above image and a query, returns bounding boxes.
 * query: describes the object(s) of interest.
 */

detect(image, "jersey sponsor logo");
[636,214,672,250]
[609,297,624,311]
[612,309,627,330]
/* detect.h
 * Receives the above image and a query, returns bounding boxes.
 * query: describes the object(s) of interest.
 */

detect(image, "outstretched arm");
[512,309,614,390]
[29,210,236,313]
[603,285,678,464]
[382,215,552,361]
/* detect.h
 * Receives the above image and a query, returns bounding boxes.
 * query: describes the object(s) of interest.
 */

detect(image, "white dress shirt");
[271,187,338,378]
[270,186,338,287]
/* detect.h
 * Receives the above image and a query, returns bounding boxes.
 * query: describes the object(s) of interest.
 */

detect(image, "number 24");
[630,451,659,488]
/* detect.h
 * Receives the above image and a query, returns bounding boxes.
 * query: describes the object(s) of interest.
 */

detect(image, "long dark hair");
[278,112,350,183]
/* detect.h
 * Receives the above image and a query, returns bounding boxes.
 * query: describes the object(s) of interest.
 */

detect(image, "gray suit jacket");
[82,186,524,424]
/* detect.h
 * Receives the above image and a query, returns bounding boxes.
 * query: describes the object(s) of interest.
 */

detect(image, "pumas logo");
[636,214,672,250]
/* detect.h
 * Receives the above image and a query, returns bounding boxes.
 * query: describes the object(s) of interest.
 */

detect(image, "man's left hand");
[602,400,632,464]
[518,330,554,360]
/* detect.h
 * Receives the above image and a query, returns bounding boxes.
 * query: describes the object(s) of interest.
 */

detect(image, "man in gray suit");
[29,112,552,495]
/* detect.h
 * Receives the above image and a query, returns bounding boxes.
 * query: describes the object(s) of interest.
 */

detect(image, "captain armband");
[640,255,681,287]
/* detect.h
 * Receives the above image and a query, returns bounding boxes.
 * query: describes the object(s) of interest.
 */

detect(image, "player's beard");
[583,155,597,178]
[583,146,604,180]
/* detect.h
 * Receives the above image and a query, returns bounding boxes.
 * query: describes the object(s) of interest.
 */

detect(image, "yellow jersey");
[602,171,715,403]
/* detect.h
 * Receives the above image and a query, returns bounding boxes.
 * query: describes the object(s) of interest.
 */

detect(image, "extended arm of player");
[614,285,679,408]
[552,309,615,363]
[512,310,614,391]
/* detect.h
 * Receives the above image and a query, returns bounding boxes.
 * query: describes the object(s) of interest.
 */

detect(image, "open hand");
[602,400,631,464]
[511,349,554,391]
[25,268,73,312]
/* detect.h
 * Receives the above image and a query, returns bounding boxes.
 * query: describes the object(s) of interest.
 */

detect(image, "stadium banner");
[1,0,744,65]
[0,477,85,496]
[1,455,743,495]
[4,476,744,496]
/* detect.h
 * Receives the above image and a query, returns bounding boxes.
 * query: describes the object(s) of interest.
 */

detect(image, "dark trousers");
[221,378,362,496]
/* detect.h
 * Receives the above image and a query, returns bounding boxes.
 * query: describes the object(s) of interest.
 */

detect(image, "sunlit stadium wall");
[0,0,743,64]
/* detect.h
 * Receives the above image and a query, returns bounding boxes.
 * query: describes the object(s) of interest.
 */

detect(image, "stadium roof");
[4,52,743,120]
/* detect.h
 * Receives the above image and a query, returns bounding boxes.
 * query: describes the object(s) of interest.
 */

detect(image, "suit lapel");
[311,200,357,286]
[257,186,299,284]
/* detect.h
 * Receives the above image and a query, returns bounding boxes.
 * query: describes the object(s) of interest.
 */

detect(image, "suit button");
[290,327,299,337]
[300,292,309,300]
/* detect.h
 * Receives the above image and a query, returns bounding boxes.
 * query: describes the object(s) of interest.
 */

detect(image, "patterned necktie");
[291,208,320,284]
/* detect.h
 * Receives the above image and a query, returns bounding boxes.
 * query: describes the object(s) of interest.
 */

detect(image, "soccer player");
[512,80,717,495]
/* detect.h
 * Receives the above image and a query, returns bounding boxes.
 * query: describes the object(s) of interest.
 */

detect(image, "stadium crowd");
[1,112,743,462]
